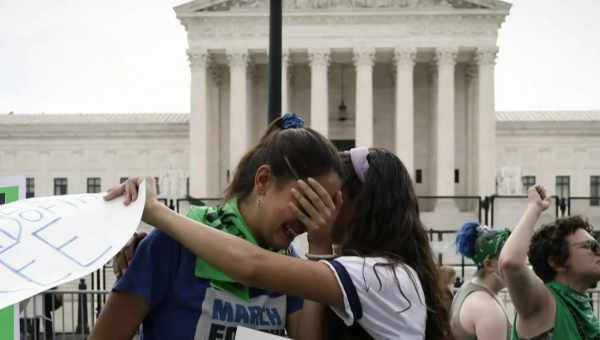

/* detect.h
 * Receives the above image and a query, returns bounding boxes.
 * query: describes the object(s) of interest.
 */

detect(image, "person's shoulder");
[139,228,182,254]
[332,256,376,267]
[334,256,408,266]
[144,228,173,243]
[332,256,409,273]
[331,257,422,289]
[462,290,504,318]
[327,256,378,280]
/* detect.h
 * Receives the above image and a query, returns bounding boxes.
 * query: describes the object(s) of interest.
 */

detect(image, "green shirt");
[512,282,600,340]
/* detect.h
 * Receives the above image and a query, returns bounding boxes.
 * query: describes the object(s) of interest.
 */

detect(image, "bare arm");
[88,292,148,340]
[294,300,328,340]
[498,185,554,319]
[460,292,507,340]
[145,201,344,307]
[285,300,330,340]
[286,310,302,339]
[473,301,507,340]
[291,233,337,340]
[105,177,344,323]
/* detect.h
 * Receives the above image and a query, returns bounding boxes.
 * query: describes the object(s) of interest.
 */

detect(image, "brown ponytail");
[224,114,342,202]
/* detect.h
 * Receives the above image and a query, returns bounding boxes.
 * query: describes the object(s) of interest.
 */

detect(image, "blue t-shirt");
[113,229,303,340]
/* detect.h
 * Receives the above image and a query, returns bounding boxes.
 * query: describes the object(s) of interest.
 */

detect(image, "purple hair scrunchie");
[350,147,370,183]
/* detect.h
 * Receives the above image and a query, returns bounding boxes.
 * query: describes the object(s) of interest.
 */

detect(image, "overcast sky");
[1,0,599,114]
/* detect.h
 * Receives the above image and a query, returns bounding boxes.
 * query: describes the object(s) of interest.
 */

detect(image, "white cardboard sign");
[235,327,289,340]
[0,181,146,309]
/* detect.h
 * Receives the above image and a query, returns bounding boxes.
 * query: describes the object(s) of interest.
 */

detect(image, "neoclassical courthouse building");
[2,0,600,229]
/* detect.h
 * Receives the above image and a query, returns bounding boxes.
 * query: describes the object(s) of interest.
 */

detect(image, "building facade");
[4,1,600,329]
[0,114,190,199]
[2,0,600,228]
[175,0,511,200]
[2,111,600,200]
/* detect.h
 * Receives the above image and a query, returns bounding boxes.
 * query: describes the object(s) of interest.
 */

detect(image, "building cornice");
[496,111,600,122]
[0,113,189,140]
[0,125,189,140]
[180,14,505,49]
[174,0,511,16]
[497,121,600,137]
[5,112,599,139]
[178,9,508,19]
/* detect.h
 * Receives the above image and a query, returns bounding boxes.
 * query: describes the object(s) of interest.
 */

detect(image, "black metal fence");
[16,194,600,338]
[19,286,599,339]
[19,289,111,340]
[169,195,598,278]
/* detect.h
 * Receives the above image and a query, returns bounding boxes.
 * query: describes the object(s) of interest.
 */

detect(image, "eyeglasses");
[570,239,600,255]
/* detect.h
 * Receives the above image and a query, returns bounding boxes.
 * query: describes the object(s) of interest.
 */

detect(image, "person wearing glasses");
[499,185,600,340]
[90,113,344,340]
[101,146,452,340]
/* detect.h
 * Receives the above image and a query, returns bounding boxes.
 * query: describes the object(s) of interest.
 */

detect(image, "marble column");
[428,63,438,198]
[309,48,330,136]
[466,64,478,197]
[393,47,416,175]
[475,47,498,196]
[187,50,211,197]
[434,48,458,196]
[353,47,376,147]
[209,65,224,195]
[282,50,291,114]
[227,49,250,173]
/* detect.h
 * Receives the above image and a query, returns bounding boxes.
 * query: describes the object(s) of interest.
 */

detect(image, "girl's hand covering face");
[289,178,342,250]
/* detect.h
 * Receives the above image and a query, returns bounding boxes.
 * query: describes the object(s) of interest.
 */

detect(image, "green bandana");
[186,198,258,301]
[186,198,287,302]
[473,228,511,268]
[548,281,600,340]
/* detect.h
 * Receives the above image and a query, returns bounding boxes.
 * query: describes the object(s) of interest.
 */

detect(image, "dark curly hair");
[528,216,593,283]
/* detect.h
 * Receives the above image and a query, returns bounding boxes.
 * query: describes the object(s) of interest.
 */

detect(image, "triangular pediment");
[175,0,511,13]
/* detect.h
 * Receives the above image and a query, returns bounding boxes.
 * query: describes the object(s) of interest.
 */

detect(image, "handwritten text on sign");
[0,181,146,309]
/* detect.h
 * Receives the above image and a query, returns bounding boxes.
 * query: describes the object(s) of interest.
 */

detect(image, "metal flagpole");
[268,0,282,123]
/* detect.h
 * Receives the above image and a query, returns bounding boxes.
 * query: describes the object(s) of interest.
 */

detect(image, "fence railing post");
[481,196,490,226]
[559,197,567,217]
[96,269,102,316]
[76,279,90,334]
[488,195,495,227]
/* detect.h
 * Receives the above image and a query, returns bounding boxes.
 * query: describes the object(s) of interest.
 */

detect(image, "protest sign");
[235,326,289,340]
[0,180,146,313]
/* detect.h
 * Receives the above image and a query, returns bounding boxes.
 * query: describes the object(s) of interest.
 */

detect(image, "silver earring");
[257,195,263,209]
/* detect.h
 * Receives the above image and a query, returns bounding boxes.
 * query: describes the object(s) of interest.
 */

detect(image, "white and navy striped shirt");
[323,257,427,340]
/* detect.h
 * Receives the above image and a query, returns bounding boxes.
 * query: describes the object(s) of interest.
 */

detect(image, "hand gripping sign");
[0,180,146,310]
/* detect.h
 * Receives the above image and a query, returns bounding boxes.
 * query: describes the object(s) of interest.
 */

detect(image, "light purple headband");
[350,147,370,183]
